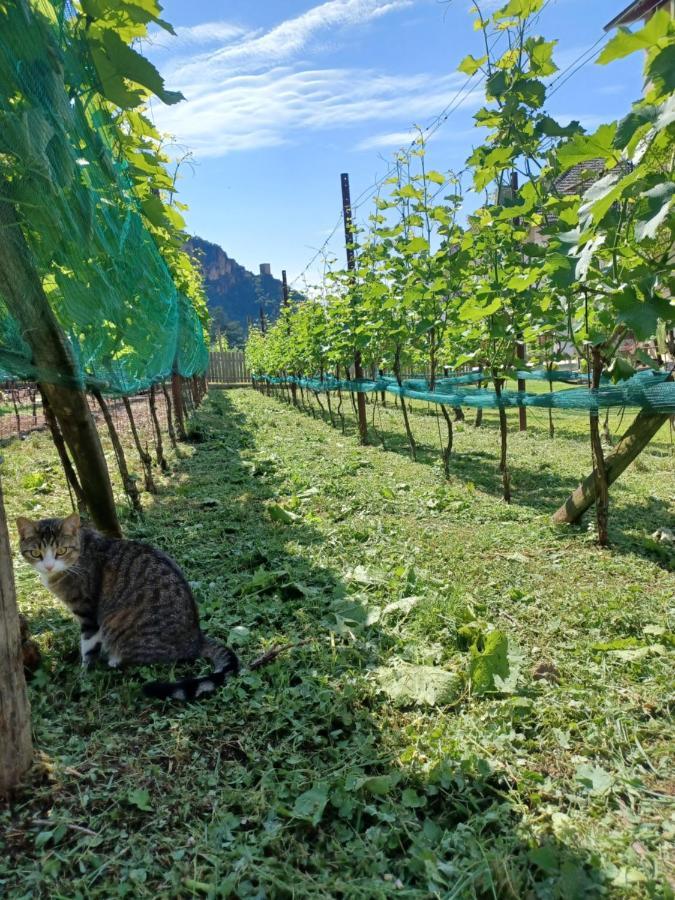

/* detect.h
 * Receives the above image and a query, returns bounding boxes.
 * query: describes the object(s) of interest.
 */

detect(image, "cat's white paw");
[80,630,101,667]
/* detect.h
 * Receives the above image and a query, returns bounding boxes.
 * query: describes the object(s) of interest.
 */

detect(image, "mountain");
[185,236,283,347]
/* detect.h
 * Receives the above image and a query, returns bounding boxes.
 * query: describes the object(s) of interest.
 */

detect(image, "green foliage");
[375,661,464,706]
[469,629,510,694]
[0,0,209,390]
[127,788,153,812]
[246,1,674,397]
[291,785,329,826]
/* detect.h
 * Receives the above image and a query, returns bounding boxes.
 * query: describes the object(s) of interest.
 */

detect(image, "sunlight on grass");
[1,388,673,898]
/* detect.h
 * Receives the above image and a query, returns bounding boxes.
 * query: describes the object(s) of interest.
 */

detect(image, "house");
[604,0,674,30]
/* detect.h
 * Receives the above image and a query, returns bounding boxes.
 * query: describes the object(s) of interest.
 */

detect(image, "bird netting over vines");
[0,0,208,395]
[252,369,675,413]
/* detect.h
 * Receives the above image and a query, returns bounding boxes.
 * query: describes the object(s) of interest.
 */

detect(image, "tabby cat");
[16,513,238,700]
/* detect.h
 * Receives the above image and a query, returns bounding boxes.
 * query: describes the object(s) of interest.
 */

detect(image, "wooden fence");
[207,351,250,387]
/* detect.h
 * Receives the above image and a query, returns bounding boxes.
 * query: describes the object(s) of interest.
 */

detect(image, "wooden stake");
[341,173,368,445]
[552,401,672,526]
[40,387,87,514]
[148,385,168,472]
[510,171,527,433]
[122,396,157,494]
[0,191,120,536]
[282,270,290,306]
[171,372,187,440]
[11,385,21,436]
[161,381,179,451]
[0,475,32,797]
[493,374,511,503]
[94,390,143,516]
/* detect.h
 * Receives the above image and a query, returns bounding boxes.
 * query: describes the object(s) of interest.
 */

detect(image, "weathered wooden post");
[341,173,368,445]
[282,270,299,408]
[0,475,33,797]
[510,171,527,432]
[171,371,187,441]
[0,190,121,537]
[552,405,672,527]
[282,270,290,307]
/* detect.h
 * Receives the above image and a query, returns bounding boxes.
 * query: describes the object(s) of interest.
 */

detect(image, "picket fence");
[207,351,250,386]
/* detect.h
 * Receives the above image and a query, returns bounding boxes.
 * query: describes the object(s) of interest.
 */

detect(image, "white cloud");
[355,129,419,150]
[356,125,478,151]
[174,22,250,46]
[163,0,414,86]
[147,0,485,159]
[152,67,482,157]
[145,21,250,56]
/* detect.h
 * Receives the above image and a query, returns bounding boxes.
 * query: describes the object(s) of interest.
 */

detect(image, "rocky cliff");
[185,236,283,347]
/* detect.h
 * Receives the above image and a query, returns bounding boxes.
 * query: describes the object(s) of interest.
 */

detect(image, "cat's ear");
[61,512,81,535]
[16,517,36,539]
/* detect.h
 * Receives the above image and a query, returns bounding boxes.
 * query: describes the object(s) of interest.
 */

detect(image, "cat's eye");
[30,549,42,559]
[55,547,68,557]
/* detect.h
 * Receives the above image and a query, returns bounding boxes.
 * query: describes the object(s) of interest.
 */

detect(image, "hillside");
[185,236,283,347]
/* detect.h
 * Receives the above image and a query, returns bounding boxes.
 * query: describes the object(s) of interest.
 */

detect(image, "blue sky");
[145,0,643,287]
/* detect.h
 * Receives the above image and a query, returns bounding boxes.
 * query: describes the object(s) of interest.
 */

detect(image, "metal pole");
[340,172,368,445]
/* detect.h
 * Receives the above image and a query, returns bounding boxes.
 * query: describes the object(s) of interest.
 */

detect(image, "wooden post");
[552,405,671,526]
[0,190,121,537]
[493,372,511,503]
[181,375,193,417]
[341,173,368,445]
[122,396,157,494]
[282,270,298,406]
[171,372,187,440]
[93,390,143,516]
[282,270,290,307]
[0,475,33,797]
[30,385,38,425]
[161,381,179,451]
[474,366,484,428]
[588,347,609,544]
[148,385,168,471]
[509,171,527,432]
[40,387,87,514]
[11,385,21,436]
[516,340,527,431]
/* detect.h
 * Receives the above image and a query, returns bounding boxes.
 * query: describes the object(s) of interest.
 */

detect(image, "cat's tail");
[142,635,239,701]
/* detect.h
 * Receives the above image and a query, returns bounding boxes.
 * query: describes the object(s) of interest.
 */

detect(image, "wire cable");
[291,0,633,287]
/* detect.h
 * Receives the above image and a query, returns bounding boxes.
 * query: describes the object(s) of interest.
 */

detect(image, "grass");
[1,386,673,899]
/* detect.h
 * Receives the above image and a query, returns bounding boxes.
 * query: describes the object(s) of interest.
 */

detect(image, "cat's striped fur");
[16,513,238,700]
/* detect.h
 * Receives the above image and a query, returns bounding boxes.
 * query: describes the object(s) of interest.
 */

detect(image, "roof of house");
[604,0,670,31]
[552,158,607,196]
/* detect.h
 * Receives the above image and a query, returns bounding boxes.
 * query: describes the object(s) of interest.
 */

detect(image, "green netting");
[0,0,207,393]
[402,369,611,390]
[253,369,675,413]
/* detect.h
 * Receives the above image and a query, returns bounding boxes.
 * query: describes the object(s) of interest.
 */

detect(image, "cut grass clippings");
[0,387,673,898]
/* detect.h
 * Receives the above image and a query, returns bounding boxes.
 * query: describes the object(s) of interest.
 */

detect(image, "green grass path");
[1,388,673,898]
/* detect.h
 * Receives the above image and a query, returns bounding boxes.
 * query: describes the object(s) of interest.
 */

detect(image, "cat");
[16,513,238,700]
